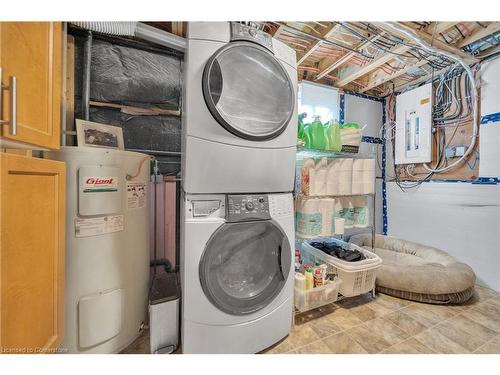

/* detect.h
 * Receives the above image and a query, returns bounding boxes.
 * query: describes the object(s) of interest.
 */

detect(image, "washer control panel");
[230,23,273,52]
[227,194,271,222]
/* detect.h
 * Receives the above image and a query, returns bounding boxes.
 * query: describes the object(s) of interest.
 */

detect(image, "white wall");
[479,57,500,179]
[344,94,383,139]
[344,94,384,234]
[298,81,339,123]
[386,56,500,292]
[387,182,500,291]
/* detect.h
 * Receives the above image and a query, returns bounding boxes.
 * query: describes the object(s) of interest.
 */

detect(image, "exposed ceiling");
[150,21,500,97]
[257,21,500,97]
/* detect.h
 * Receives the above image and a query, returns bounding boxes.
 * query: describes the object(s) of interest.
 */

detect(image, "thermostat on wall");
[395,83,433,165]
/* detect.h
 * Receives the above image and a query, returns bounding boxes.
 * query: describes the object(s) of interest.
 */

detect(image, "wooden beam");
[360,57,432,93]
[373,22,478,64]
[272,24,285,37]
[171,22,184,37]
[390,65,450,94]
[315,34,382,81]
[456,22,500,48]
[89,101,181,117]
[424,22,460,35]
[297,24,340,65]
[335,44,410,87]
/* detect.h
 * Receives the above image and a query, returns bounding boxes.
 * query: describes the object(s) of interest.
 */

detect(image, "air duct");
[70,22,186,52]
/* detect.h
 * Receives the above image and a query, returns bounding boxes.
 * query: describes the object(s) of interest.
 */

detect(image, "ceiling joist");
[335,44,410,87]
[315,34,382,81]
[424,22,460,36]
[297,24,341,65]
[360,58,432,93]
[372,22,479,64]
[263,21,499,96]
[272,24,285,37]
[457,22,500,47]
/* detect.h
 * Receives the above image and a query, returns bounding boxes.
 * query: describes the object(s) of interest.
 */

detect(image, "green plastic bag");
[339,122,360,129]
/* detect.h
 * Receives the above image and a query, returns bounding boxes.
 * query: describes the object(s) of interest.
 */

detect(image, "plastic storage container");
[294,278,342,313]
[301,239,382,297]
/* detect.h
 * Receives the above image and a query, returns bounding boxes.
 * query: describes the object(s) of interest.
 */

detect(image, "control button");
[245,201,255,211]
[249,28,256,37]
[258,197,265,203]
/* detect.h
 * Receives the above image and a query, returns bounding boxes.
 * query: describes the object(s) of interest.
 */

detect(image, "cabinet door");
[0,153,65,353]
[0,22,62,149]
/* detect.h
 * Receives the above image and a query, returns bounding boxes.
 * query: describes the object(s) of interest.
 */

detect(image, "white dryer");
[180,193,295,353]
[182,22,298,194]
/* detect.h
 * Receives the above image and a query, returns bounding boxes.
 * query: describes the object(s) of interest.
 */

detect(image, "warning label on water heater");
[75,215,124,238]
[127,182,147,210]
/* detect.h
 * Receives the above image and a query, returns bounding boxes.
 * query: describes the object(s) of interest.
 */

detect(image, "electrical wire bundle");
[433,66,473,128]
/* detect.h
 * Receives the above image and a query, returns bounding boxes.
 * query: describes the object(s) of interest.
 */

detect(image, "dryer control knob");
[245,201,255,211]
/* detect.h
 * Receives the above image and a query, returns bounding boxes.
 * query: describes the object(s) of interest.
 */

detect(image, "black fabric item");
[310,241,366,262]
[75,39,181,109]
[89,108,181,152]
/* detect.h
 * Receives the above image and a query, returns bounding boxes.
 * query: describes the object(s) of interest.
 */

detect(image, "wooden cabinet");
[0,22,62,150]
[0,153,65,353]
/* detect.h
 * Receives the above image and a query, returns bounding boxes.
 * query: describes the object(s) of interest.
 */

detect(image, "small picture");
[76,119,124,150]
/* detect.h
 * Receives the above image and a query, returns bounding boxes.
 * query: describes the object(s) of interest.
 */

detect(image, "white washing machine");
[182,22,298,194]
[180,193,295,353]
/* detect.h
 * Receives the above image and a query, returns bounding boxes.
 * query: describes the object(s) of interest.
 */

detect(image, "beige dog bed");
[349,234,476,304]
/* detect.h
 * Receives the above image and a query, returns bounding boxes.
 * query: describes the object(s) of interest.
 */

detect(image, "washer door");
[202,41,295,141]
[199,220,291,315]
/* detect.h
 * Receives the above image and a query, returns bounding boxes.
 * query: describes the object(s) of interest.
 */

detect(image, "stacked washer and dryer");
[181,22,298,353]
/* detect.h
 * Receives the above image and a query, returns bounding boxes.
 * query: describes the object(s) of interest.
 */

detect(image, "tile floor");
[122,285,500,354]
[264,285,500,354]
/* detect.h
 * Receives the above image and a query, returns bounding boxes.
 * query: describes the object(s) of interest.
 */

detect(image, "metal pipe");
[82,31,92,121]
[135,23,186,52]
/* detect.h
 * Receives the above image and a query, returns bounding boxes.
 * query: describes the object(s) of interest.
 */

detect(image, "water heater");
[44,147,150,353]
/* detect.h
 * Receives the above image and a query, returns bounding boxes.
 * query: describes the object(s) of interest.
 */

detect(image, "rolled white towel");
[314,157,328,196]
[338,158,353,195]
[352,159,364,195]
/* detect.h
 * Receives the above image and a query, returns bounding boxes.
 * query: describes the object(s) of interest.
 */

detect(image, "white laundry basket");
[294,278,342,313]
[301,239,382,297]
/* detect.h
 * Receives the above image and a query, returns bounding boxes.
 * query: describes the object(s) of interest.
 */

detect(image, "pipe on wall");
[82,31,92,121]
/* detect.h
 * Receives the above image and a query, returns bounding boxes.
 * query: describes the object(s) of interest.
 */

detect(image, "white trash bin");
[149,272,180,354]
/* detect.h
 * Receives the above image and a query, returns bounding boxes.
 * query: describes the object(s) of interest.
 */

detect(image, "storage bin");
[301,239,382,297]
[294,278,342,313]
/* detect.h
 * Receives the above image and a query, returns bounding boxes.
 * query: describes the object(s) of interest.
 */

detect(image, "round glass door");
[199,220,291,315]
[202,41,295,141]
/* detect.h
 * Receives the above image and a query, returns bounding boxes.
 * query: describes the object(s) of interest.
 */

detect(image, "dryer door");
[202,41,295,141]
[199,220,291,315]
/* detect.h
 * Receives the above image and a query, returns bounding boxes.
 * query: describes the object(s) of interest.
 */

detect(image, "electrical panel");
[395,83,433,165]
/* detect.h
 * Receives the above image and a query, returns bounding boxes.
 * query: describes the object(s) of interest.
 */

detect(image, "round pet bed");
[349,234,476,304]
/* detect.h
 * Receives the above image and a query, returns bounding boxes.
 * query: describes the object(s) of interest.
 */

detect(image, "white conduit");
[383,22,479,174]
[70,22,186,52]
[71,21,137,37]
